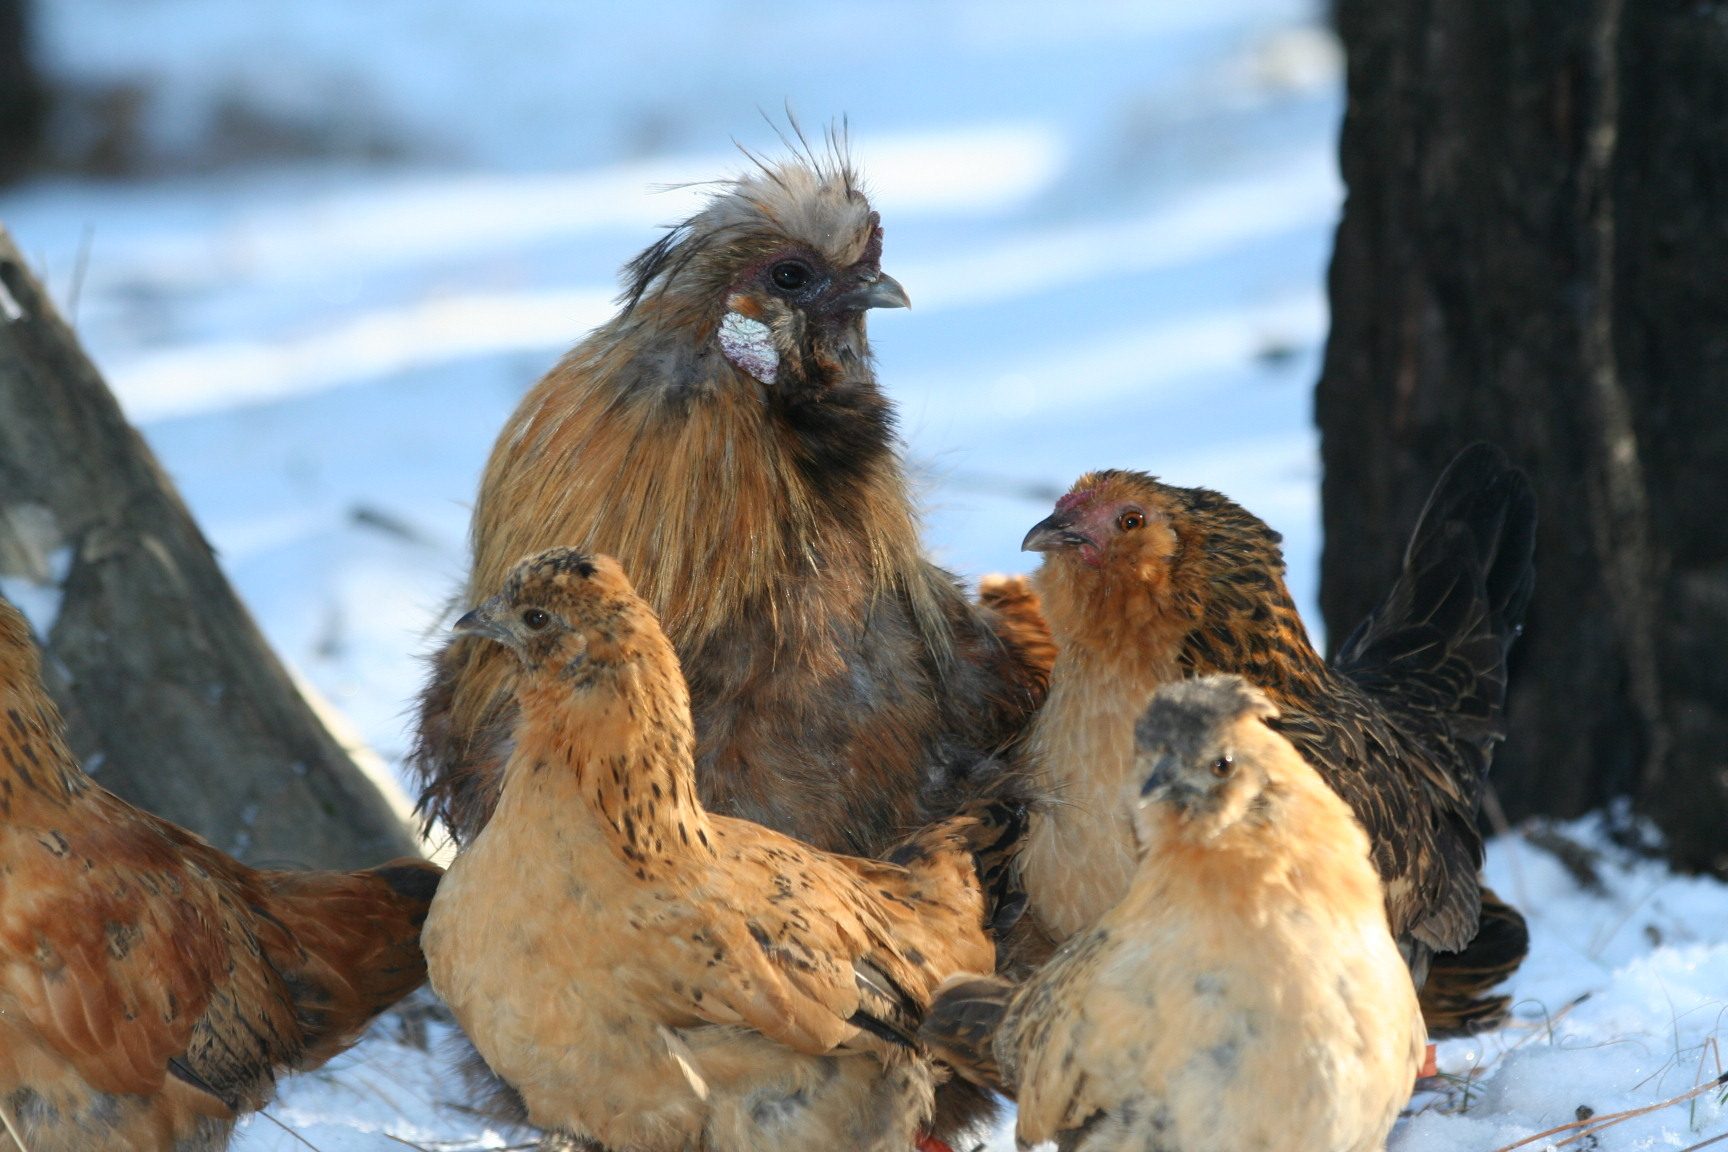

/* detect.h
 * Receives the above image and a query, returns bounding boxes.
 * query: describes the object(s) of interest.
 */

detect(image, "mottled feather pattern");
[1022,445,1536,1034]
[0,599,440,1152]
[423,551,1022,1152]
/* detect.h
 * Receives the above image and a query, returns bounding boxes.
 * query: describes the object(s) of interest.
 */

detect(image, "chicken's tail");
[1334,442,1537,772]
[259,857,444,1068]
[1420,885,1530,1037]
[889,796,1031,940]
[919,974,1017,1095]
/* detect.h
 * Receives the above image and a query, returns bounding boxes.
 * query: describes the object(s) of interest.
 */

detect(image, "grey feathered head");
[1130,676,1281,830]
[1134,677,1279,759]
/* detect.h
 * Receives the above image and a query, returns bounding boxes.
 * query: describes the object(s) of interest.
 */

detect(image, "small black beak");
[831,271,910,313]
[1138,753,1181,798]
[1021,511,1093,554]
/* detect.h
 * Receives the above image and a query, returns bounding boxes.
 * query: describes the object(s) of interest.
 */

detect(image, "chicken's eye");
[1210,755,1234,779]
[769,261,813,293]
[1119,510,1147,531]
[521,609,551,631]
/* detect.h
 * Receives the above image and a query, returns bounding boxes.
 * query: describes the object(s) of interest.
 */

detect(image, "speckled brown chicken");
[922,677,1425,1152]
[1017,444,1535,1034]
[422,548,1026,1152]
[0,597,442,1152]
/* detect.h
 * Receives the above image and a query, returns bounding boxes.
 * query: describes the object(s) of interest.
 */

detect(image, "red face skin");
[1023,488,1150,568]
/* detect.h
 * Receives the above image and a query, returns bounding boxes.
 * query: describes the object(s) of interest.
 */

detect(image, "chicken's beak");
[1021,511,1093,554]
[832,272,910,313]
[1138,752,1181,799]
[452,603,512,648]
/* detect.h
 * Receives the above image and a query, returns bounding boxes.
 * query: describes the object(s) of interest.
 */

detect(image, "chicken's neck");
[1029,644,1178,787]
[1183,561,1333,701]
[504,664,715,875]
[474,339,951,670]
[1019,645,1179,940]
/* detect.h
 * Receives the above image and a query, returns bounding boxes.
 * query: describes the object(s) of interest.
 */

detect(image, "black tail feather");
[886,796,1031,940]
[1420,886,1531,1036]
[1336,442,1537,753]
[919,975,1016,1095]
[1399,442,1538,664]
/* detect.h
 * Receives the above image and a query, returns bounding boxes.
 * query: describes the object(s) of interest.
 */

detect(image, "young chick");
[1017,444,1534,1032]
[422,548,1026,1152]
[923,677,1425,1152]
[0,598,441,1152]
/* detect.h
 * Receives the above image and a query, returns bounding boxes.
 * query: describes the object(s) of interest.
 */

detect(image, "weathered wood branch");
[0,226,422,869]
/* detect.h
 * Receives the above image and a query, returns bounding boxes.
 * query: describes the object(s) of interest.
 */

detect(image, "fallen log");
[0,226,422,868]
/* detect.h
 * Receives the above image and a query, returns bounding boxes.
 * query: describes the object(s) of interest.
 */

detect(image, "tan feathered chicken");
[1016,445,1534,1033]
[0,597,442,1152]
[412,148,1049,860]
[422,548,1026,1152]
[922,677,1424,1152]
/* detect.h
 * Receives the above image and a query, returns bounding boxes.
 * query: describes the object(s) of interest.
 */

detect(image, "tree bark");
[0,228,422,869]
[1318,0,1728,874]
[0,0,46,184]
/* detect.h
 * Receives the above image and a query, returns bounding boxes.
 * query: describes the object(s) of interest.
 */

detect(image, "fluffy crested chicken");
[922,677,1425,1152]
[1017,443,1536,1034]
[412,147,1050,859]
[0,598,442,1152]
[422,548,1027,1152]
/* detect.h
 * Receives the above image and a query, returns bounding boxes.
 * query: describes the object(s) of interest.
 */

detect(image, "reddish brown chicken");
[0,598,442,1152]
[423,549,1024,1152]
[1017,444,1536,1034]
[411,147,1048,858]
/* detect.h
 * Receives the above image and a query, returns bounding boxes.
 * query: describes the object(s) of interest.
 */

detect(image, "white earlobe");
[718,311,779,385]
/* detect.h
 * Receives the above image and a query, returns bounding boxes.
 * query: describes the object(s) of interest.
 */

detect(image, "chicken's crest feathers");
[620,151,874,318]
[1132,675,1279,754]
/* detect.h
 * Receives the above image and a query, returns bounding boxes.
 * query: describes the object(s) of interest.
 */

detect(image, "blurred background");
[0,0,1342,783]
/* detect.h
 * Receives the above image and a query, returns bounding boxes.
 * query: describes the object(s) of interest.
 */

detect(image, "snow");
[1398,815,1728,1152]
[2,0,1723,1149]
[0,522,72,637]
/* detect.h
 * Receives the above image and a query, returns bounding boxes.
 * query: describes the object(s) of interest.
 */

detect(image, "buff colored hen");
[423,549,1026,1152]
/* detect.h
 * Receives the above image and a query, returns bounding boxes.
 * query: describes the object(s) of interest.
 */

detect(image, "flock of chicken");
[0,147,1537,1152]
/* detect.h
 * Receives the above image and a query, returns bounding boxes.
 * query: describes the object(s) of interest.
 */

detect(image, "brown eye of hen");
[522,609,551,631]
[1118,510,1146,531]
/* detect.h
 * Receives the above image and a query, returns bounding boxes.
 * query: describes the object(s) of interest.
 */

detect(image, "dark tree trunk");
[0,228,422,869]
[0,0,46,183]
[1318,0,1728,874]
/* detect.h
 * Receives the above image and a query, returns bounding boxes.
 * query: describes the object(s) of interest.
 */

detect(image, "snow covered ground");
[1,0,1722,1148]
